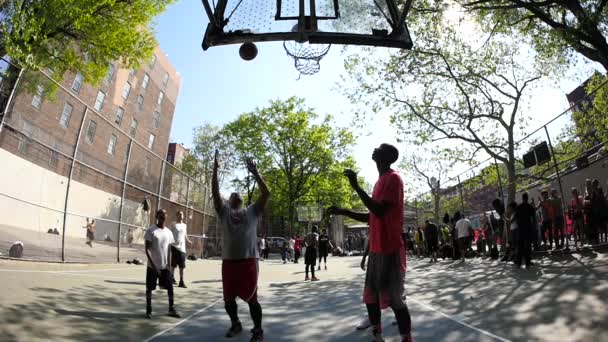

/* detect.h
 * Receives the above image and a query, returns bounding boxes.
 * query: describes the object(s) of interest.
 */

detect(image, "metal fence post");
[117,139,133,263]
[544,126,568,244]
[0,67,24,133]
[156,160,166,213]
[494,158,505,204]
[61,106,89,262]
[457,175,465,215]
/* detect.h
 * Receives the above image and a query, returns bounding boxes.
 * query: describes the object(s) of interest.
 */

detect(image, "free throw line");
[142,299,221,342]
[410,297,512,342]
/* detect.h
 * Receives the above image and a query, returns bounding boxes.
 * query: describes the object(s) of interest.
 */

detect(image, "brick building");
[167,142,189,165]
[2,46,181,193]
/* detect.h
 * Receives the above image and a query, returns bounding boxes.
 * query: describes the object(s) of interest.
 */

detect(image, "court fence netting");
[0,58,222,263]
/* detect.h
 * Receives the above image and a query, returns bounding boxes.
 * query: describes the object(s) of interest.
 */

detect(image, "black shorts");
[146,267,172,291]
[458,237,469,251]
[318,248,328,258]
[171,246,186,269]
[427,240,438,252]
[305,247,317,266]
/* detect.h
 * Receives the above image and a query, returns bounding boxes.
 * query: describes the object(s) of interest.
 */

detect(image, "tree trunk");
[506,160,517,205]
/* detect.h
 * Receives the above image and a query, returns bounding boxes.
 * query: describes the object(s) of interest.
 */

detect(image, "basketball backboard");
[201,0,413,50]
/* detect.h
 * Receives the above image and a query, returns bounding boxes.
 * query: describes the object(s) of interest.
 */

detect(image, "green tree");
[1,0,172,84]
[223,97,355,234]
[461,0,608,71]
[344,16,543,204]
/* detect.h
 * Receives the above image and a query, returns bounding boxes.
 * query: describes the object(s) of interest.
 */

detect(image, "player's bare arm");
[212,149,224,215]
[327,206,369,222]
[247,157,270,213]
[145,240,158,272]
[343,169,392,217]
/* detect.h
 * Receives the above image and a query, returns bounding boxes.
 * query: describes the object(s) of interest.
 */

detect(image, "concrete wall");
[0,148,147,243]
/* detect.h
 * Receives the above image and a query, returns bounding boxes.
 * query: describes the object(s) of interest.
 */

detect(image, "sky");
[153,1,599,192]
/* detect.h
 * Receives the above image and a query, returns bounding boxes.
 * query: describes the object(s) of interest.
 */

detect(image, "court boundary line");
[409,297,512,342]
[142,299,221,342]
[0,267,129,273]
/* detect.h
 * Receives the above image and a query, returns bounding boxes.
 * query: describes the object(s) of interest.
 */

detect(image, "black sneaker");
[225,321,243,338]
[250,328,264,342]
[168,308,181,318]
[172,278,178,285]
[145,312,152,319]
[178,281,187,288]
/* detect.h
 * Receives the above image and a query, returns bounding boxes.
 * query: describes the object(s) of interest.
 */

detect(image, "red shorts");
[222,258,259,303]
[363,246,407,309]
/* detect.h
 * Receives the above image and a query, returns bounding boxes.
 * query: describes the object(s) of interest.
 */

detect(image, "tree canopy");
[1,0,172,84]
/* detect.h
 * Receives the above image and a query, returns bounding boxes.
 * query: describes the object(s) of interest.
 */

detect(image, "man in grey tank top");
[213,150,270,342]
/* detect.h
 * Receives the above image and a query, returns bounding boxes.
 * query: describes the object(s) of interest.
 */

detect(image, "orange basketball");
[239,42,258,61]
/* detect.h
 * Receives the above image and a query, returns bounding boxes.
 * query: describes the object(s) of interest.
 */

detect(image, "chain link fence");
[0,59,220,263]
[411,78,608,241]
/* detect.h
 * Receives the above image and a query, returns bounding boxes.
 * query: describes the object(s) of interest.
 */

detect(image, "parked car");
[266,236,286,254]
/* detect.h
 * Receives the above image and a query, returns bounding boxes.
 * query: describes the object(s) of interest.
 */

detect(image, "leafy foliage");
[1,0,172,84]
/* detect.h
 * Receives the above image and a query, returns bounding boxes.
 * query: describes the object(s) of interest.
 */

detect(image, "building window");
[130,119,138,137]
[121,81,131,99]
[137,95,144,112]
[144,157,151,176]
[85,120,97,144]
[49,143,60,168]
[59,102,73,128]
[157,91,164,106]
[142,73,150,89]
[107,134,118,155]
[71,73,84,93]
[148,134,155,150]
[18,121,34,153]
[106,64,115,83]
[94,90,105,111]
[31,85,44,109]
[152,111,161,129]
[150,54,157,68]
[114,107,124,125]
[162,72,169,87]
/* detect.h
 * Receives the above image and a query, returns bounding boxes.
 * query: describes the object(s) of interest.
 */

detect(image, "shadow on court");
[406,249,608,342]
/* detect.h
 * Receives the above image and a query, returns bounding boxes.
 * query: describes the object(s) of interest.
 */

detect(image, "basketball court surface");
[2,248,607,342]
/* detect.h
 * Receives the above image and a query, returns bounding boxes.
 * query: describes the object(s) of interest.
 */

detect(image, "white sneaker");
[356,318,371,330]
[371,329,385,342]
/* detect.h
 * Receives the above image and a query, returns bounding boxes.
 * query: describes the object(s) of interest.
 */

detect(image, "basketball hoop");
[283,40,331,78]
[283,24,330,78]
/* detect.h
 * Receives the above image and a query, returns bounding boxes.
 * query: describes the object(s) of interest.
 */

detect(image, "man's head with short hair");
[228,192,243,209]
[551,189,559,198]
[586,179,592,188]
[176,211,184,222]
[312,226,318,233]
[522,192,529,203]
[372,143,399,166]
[592,179,600,188]
[156,209,167,226]
[571,187,579,196]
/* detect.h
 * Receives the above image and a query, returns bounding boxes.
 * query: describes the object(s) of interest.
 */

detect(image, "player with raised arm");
[213,150,270,342]
[328,143,412,342]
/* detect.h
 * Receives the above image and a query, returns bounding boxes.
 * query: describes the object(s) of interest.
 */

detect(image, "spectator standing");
[569,188,585,249]
[506,201,519,263]
[454,212,472,262]
[551,189,567,250]
[515,194,535,268]
[424,220,439,263]
[591,179,607,244]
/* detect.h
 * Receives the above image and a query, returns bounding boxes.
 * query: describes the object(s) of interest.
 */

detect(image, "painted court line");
[142,298,221,342]
[0,268,128,273]
[409,297,512,342]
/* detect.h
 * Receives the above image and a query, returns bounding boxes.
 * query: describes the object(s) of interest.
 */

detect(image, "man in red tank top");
[328,143,412,342]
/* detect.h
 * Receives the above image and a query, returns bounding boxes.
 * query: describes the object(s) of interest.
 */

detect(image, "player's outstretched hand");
[343,169,359,189]
[246,157,258,175]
